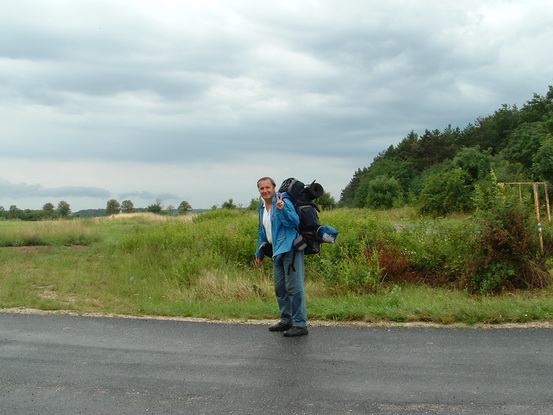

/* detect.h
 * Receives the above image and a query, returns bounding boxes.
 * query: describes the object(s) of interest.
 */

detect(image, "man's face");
[258,179,276,203]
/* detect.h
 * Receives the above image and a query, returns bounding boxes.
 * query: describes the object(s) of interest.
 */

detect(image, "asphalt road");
[1,313,552,415]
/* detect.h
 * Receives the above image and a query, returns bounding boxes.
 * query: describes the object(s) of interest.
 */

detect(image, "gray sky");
[1,0,552,211]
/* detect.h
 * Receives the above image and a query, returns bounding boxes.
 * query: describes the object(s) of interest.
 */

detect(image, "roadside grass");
[0,219,101,247]
[1,211,552,325]
[309,285,553,324]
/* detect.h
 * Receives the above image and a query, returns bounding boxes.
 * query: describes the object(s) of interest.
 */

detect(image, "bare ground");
[1,307,552,329]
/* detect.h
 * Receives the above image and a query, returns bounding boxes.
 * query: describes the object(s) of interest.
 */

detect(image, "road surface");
[1,312,552,414]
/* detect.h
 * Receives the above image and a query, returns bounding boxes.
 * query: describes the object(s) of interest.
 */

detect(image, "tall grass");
[0,219,101,247]
[0,210,552,324]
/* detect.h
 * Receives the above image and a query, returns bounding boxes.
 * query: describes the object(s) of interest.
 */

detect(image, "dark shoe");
[283,326,309,337]
[269,322,293,332]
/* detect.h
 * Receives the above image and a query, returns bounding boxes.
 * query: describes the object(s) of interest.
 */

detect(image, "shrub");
[418,167,473,216]
[464,182,552,294]
[365,176,402,210]
[372,241,416,283]
[392,219,479,286]
[306,209,390,292]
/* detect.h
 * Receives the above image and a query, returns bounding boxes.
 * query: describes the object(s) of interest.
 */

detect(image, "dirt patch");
[2,245,87,251]
[3,246,51,252]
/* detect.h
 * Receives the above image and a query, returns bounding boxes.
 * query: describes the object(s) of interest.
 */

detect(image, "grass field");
[1,211,552,326]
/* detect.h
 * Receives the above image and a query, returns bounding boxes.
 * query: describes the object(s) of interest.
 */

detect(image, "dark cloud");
[0,179,42,198]
[0,179,110,199]
[39,186,111,198]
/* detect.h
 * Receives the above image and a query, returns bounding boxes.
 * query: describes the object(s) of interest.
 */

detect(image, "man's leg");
[282,250,306,328]
[273,254,292,325]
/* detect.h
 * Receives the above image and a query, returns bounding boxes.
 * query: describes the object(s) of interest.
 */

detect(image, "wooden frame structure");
[499,182,551,255]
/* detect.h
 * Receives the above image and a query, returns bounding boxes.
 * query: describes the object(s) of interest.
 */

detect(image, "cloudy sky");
[1,0,552,211]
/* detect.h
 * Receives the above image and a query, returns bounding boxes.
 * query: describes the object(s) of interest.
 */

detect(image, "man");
[255,177,308,337]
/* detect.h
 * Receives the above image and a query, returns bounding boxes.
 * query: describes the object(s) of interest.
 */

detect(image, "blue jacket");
[255,193,299,259]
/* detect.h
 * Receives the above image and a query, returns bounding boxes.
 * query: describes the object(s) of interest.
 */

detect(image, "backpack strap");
[289,248,297,274]
[279,193,302,274]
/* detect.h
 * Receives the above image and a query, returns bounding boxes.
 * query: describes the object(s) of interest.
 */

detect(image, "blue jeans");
[273,250,306,328]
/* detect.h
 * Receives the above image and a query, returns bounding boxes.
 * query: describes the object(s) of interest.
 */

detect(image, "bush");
[418,167,473,216]
[464,182,552,294]
[365,176,402,210]
[308,209,390,292]
[310,209,480,292]
[383,218,479,287]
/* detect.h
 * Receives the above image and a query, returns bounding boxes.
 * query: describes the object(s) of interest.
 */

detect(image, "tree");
[353,177,373,208]
[57,201,71,218]
[501,122,548,172]
[247,197,261,211]
[8,205,20,219]
[317,191,337,211]
[340,167,368,207]
[452,147,492,182]
[221,198,237,209]
[418,167,472,216]
[391,130,419,161]
[178,200,192,214]
[106,199,121,216]
[121,200,134,213]
[42,203,56,218]
[147,199,163,213]
[362,158,415,198]
[464,104,521,154]
[520,86,553,124]
[490,155,526,183]
[365,176,402,210]
[412,129,457,171]
[531,135,553,182]
[43,202,55,213]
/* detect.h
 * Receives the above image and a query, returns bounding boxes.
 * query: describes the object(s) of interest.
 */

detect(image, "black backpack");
[279,178,325,255]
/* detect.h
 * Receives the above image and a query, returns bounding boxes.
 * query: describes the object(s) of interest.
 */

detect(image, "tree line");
[0,201,71,221]
[104,199,193,216]
[339,85,553,216]
[0,199,194,220]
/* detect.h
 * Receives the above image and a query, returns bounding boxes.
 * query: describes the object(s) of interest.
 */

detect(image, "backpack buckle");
[293,235,307,251]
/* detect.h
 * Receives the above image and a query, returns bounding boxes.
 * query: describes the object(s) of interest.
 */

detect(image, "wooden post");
[533,183,544,256]
[498,181,550,255]
[545,182,551,222]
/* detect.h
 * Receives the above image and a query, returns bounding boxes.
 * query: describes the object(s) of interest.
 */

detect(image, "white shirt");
[262,205,273,244]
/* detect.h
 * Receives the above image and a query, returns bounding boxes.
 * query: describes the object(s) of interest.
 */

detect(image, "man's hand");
[276,193,285,210]
[255,256,264,264]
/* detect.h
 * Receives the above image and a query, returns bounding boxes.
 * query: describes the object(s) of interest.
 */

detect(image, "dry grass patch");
[0,219,100,247]
[166,270,272,301]
[104,213,195,222]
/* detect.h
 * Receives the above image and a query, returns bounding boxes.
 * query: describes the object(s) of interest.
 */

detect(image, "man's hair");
[257,177,276,188]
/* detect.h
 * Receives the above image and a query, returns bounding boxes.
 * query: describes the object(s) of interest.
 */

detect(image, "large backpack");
[278,178,326,255]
